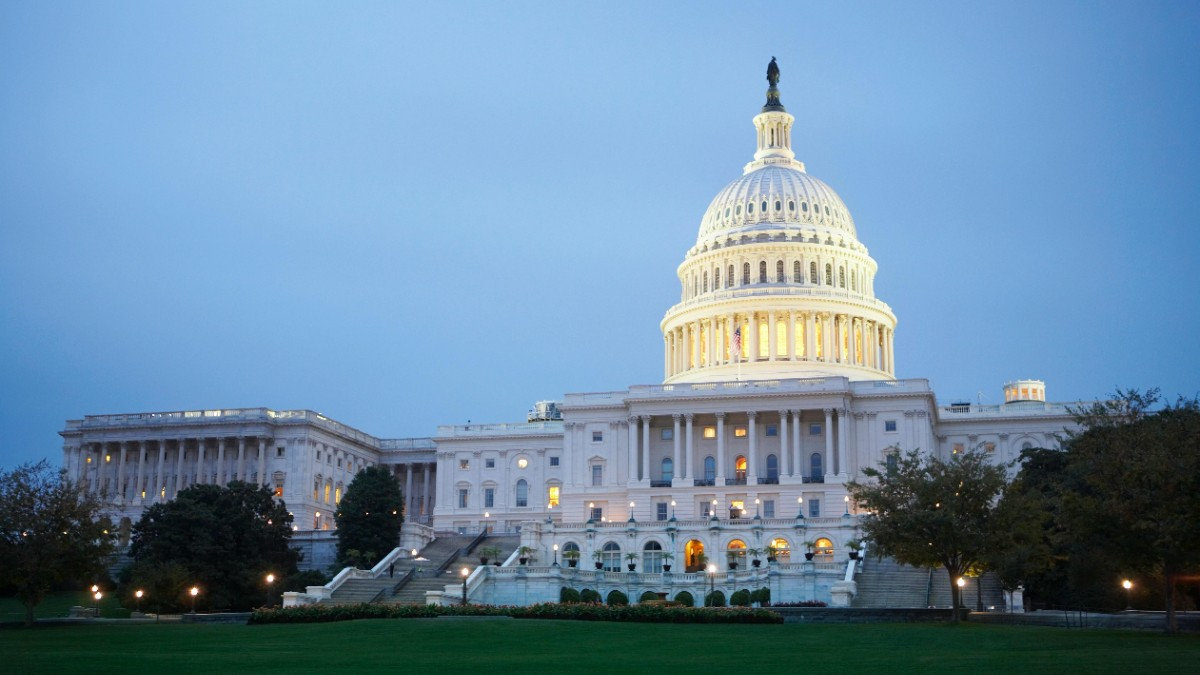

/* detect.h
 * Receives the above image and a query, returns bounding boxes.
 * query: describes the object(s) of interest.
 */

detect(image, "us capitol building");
[60,62,1074,607]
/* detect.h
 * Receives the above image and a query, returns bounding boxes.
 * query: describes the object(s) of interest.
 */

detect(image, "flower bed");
[249,602,783,625]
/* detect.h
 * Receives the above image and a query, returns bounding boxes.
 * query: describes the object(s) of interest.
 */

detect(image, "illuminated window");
[776,318,786,356]
[769,537,791,560]
[953,443,964,455]
[794,316,805,357]
[984,442,996,453]
[515,479,528,507]
[86,456,92,463]
[459,459,469,470]
[334,486,342,504]
[815,537,834,560]
[517,458,528,469]
[547,486,560,507]
[703,426,716,439]
[727,539,747,557]
[324,483,331,504]
[105,454,111,463]
[734,426,747,438]
[735,456,747,482]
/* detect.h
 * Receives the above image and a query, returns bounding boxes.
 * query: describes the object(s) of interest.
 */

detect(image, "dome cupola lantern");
[660,59,898,384]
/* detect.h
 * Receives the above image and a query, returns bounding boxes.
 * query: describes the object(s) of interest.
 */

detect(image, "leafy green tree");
[129,481,298,610]
[334,466,404,568]
[847,448,1008,620]
[1064,390,1200,633]
[0,460,114,626]
[128,561,190,614]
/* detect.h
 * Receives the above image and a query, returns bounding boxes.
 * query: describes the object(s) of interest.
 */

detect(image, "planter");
[595,562,604,570]
[479,558,489,565]
[767,557,777,564]
[728,562,739,571]
[493,561,500,566]
[567,560,577,568]
[627,564,637,572]
[662,564,672,572]
[519,558,528,565]
[849,551,860,560]
[751,559,762,568]
[804,552,815,561]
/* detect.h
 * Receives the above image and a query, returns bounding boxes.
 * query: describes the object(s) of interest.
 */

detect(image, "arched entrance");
[685,539,706,573]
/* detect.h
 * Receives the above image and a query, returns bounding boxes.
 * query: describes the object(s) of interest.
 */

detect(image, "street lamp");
[670,500,676,519]
[706,564,717,606]
[843,495,850,517]
[1122,579,1133,611]
[266,573,276,608]
[796,496,804,519]
[628,501,636,522]
[552,543,559,567]
[483,511,490,534]
[189,586,199,614]
[460,567,470,606]
[93,590,102,617]
[955,577,965,612]
[134,589,143,613]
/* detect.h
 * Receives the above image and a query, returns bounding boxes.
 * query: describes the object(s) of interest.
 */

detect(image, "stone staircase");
[852,556,1004,609]
[385,535,519,605]
[326,534,477,605]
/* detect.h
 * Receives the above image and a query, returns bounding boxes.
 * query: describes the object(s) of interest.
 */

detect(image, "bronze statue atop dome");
[767,57,780,87]
[763,57,785,112]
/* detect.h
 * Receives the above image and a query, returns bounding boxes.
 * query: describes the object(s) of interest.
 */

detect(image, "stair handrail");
[370,568,416,603]
[369,546,410,578]
[461,529,488,556]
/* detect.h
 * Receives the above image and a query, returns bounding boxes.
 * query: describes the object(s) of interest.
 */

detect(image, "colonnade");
[664,310,894,378]
[391,462,436,522]
[66,436,273,504]
[625,408,848,486]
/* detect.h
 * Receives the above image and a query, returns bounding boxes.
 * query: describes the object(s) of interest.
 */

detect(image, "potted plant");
[803,540,816,561]
[846,539,862,560]
[625,552,639,571]
[765,545,778,563]
[563,549,580,568]
[661,551,674,572]
[479,546,501,565]
[592,550,604,570]
[726,551,739,571]
[746,547,764,568]
[518,545,535,565]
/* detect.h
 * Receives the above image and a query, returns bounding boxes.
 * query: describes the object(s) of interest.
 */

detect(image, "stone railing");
[937,401,1074,418]
[669,285,895,315]
[436,421,563,437]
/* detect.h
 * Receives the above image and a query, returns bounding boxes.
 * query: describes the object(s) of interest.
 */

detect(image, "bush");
[772,600,827,607]
[751,587,770,606]
[580,588,601,604]
[638,591,660,603]
[674,591,694,607]
[704,590,726,607]
[560,587,581,604]
[730,589,751,607]
[606,590,629,606]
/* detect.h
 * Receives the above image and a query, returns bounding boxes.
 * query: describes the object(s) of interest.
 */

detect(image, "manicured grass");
[2,619,1198,674]
[0,592,130,622]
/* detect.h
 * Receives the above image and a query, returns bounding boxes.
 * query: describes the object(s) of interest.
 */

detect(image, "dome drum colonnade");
[662,69,896,384]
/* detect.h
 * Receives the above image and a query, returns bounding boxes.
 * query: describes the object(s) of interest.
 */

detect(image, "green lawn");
[1,619,1197,674]
[0,592,130,622]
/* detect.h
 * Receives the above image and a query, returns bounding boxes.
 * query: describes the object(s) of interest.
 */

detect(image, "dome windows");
[761,200,768,213]
[747,202,754,215]
[735,204,742,216]
[788,200,795,212]
[775,200,782,211]
[801,202,809,213]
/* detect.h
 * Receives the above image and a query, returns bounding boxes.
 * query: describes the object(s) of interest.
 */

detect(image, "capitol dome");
[660,61,897,385]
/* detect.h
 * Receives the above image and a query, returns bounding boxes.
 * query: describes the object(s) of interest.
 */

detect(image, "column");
[748,312,758,362]
[236,437,246,482]
[838,409,849,478]
[715,412,726,483]
[664,335,671,379]
[217,439,227,485]
[173,440,185,498]
[708,317,718,366]
[136,441,147,502]
[195,439,206,484]
[672,414,682,485]
[116,442,128,503]
[155,441,166,501]
[786,311,795,361]
[684,413,695,481]
[257,438,267,486]
[824,408,835,481]
[778,410,790,478]
[96,442,107,496]
[726,313,735,363]
[806,313,816,362]
[791,410,802,478]
[747,412,758,484]
[422,464,431,518]
[641,415,651,484]
[405,464,415,516]
[627,416,638,484]
[888,329,896,375]
[767,311,776,361]
[690,323,699,370]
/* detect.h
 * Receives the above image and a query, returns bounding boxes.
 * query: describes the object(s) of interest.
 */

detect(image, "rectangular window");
[549,456,560,466]
[592,431,603,442]
[763,499,775,518]
[457,489,469,508]
[485,458,495,469]
[316,451,322,461]
[766,425,778,437]
[661,428,673,441]
[734,426,747,438]
[590,506,603,521]
[884,420,897,432]
[809,498,820,518]
[809,424,822,435]
[984,442,996,453]
[337,459,342,469]
[656,502,668,521]
[703,426,716,439]
[484,488,495,508]
[276,446,285,457]
[700,501,712,518]
[459,459,470,470]
[591,464,603,486]
[953,443,964,455]
[547,486,560,507]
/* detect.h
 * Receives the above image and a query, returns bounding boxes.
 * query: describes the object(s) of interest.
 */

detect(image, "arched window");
[825,264,833,286]
[766,454,778,481]
[768,537,791,561]
[728,265,735,288]
[643,540,664,573]
[661,458,674,483]
[758,260,767,283]
[714,268,720,290]
[793,260,802,283]
[334,484,342,504]
[703,271,709,293]
[839,266,845,288]
[735,455,747,483]
[727,539,747,564]
[704,456,716,482]
[815,537,834,561]
[851,272,857,292]
[563,541,581,558]
[515,479,528,507]
[602,541,622,572]
[810,261,818,284]
[776,260,785,282]
[742,263,750,285]
[324,481,332,504]
[810,452,823,478]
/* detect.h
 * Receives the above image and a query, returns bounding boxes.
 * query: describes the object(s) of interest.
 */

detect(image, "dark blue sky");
[2,1,1197,469]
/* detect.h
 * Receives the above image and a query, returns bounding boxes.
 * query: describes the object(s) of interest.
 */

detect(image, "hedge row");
[249,602,783,625]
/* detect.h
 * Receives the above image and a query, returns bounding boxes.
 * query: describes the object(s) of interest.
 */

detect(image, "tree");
[334,466,404,568]
[847,448,1008,621]
[129,481,298,611]
[0,460,114,626]
[1063,390,1200,633]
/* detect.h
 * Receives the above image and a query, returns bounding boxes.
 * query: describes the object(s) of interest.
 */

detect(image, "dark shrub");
[730,589,751,607]
[751,587,770,606]
[580,588,602,604]
[675,591,694,607]
[638,591,660,603]
[560,587,581,604]
[606,590,629,606]
[704,590,726,607]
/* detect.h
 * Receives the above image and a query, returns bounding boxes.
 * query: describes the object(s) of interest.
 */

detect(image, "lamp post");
[483,511,490,535]
[670,500,676,519]
[707,564,717,606]
[1122,579,1133,611]
[266,573,276,608]
[552,543,559,567]
[955,577,965,613]
[460,567,470,606]
[134,589,143,613]
[93,590,102,618]
[189,586,199,614]
[796,496,804,519]
[843,495,850,517]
